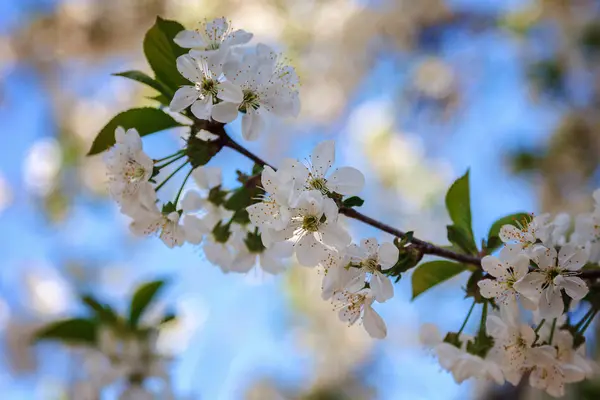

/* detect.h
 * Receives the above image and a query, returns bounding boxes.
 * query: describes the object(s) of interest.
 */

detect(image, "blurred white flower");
[23,264,73,317]
[23,138,62,196]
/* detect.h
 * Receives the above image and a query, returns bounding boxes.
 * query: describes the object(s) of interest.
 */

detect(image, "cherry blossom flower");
[105,127,153,208]
[222,43,300,140]
[333,288,387,339]
[485,315,536,385]
[174,17,252,67]
[477,253,535,318]
[514,245,589,318]
[499,214,552,259]
[281,140,365,202]
[123,184,188,248]
[170,54,243,122]
[419,324,504,385]
[344,238,399,303]
[266,190,351,267]
[229,238,292,274]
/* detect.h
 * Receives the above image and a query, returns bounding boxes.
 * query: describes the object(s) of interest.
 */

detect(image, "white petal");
[327,167,365,196]
[216,80,243,103]
[211,101,239,124]
[499,243,525,261]
[241,109,265,141]
[512,254,530,279]
[532,245,557,270]
[513,272,545,302]
[310,140,335,177]
[562,364,586,383]
[363,305,387,339]
[477,279,503,299]
[538,286,564,318]
[114,126,127,143]
[360,238,378,256]
[176,54,204,83]
[481,256,504,278]
[499,224,521,242]
[371,272,394,303]
[419,323,443,347]
[173,30,207,49]
[378,242,399,269]
[180,190,204,212]
[223,29,253,46]
[295,234,327,267]
[320,223,351,250]
[556,276,588,300]
[485,315,507,338]
[183,215,206,244]
[259,252,285,274]
[169,86,198,112]
[230,252,256,273]
[558,244,588,271]
[190,97,213,120]
[345,273,367,293]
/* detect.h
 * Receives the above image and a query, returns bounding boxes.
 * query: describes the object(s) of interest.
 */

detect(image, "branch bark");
[200,121,600,280]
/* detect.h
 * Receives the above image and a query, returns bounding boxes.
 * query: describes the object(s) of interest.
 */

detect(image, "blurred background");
[1,0,600,399]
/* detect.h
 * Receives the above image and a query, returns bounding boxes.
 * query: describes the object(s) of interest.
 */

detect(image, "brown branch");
[201,120,600,280]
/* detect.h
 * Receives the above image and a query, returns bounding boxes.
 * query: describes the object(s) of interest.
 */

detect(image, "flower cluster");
[71,326,171,400]
[171,18,299,141]
[420,207,600,397]
[247,140,398,338]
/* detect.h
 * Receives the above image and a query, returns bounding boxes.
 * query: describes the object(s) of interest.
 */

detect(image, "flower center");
[240,89,260,112]
[302,215,320,232]
[546,267,562,283]
[199,79,219,97]
[207,42,220,51]
[124,160,146,183]
[361,257,379,273]
[308,177,328,193]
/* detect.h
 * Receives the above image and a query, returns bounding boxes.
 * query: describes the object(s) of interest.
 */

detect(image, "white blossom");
[477,253,535,319]
[170,54,243,122]
[281,140,365,201]
[229,238,292,274]
[499,214,552,259]
[105,127,153,208]
[419,324,504,385]
[174,17,252,67]
[266,190,350,267]
[222,43,300,140]
[333,288,387,339]
[514,245,589,318]
[344,238,399,303]
[124,184,188,248]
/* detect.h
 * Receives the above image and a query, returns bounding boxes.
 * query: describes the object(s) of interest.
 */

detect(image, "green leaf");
[447,225,478,255]
[81,295,118,324]
[88,108,181,155]
[342,196,365,208]
[143,17,188,92]
[445,170,473,236]
[129,280,167,327]
[34,318,97,344]
[224,186,262,211]
[412,261,468,299]
[486,212,530,252]
[445,170,477,254]
[113,70,174,98]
